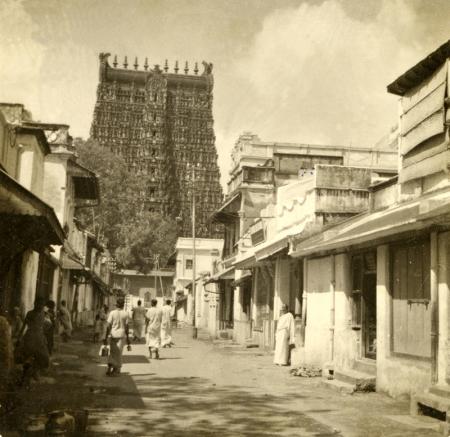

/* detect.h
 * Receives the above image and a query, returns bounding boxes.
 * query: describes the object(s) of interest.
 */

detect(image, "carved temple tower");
[90,53,223,238]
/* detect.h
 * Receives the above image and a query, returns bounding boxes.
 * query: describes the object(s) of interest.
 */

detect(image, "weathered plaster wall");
[303,256,331,366]
[377,356,431,398]
[332,253,359,370]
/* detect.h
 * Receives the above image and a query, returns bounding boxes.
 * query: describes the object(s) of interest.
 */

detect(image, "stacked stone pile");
[290,366,322,378]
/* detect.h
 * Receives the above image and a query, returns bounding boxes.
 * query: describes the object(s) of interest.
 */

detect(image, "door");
[363,273,377,359]
[351,251,377,360]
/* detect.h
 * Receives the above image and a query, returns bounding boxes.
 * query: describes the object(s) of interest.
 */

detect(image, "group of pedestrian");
[101,298,174,377]
[10,299,73,385]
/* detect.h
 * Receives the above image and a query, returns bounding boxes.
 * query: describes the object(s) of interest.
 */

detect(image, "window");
[391,240,431,358]
[185,259,193,270]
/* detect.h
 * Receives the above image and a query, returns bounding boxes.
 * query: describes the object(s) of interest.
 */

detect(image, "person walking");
[273,304,295,366]
[99,305,109,340]
[104,297,130,376]
[145,299,162,360]
[9,306,23,341]
[161,299,174,348]
[43,300,56,355]
[131,300,146,342]
[58,300,72,342]
[16,298,50,384]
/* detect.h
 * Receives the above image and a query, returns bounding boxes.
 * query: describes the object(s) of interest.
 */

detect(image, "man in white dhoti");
[131,300,146,342]
[145,299,162,360]
[104,297,131,376]
[274,304,295,366]
[161,299,174,348]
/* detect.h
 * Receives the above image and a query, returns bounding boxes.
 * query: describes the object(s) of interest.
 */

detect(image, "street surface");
[3,327,441,436]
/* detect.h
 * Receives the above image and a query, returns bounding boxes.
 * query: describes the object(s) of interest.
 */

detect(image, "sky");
[0,0,449,186]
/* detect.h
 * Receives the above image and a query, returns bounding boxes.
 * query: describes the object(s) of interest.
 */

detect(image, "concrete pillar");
[274,256,290,319]
[234,284,242,322]
[252,268,258,326]
[438,232,449,384]
[376,245,391,385]
[431,232,439,384]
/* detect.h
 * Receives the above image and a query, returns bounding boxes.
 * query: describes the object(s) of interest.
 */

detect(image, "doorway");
[351,251,377,360]
[362,272,377,359]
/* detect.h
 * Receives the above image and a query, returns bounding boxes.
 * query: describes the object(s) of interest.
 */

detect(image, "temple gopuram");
[90,53,223,238]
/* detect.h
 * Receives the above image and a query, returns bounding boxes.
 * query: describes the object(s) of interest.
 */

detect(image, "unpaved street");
[3,327,441,436]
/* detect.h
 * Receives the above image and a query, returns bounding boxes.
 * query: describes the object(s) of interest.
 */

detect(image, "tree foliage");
[74,138,178,272]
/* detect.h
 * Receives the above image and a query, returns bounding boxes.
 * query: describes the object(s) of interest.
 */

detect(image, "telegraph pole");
[191,164,198,339]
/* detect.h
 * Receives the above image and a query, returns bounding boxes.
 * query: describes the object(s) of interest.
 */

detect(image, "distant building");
[172,237,223,325]
[90,53,223,238]
[112,268,175,310]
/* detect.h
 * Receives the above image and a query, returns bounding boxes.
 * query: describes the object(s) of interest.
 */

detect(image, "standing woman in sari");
[145,299,162,360]
[17,298,50,383]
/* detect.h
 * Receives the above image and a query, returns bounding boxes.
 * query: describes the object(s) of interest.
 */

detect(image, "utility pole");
[191,164,198,339]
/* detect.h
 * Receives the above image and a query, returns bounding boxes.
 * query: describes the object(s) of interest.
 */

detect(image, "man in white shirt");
[104,297,130,376]
[161,299,174,348]
[131,300,146,342]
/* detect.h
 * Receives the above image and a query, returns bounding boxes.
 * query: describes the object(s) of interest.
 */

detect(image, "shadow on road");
[87,375,340,437]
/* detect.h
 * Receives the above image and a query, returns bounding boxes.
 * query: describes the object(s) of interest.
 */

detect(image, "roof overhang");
[290,188,450,258]
[210,192,241,224]
[387,40,450,96]
[0,170,64,249]
[15,125,51,155]
[254,221,308,261]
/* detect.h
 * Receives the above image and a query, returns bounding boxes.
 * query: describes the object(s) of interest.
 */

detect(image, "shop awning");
[205,265,235,283]
[231,270,252,287]
[290,188,450,258]
[91,272,111,295]
[233,248,256,270]
[254,221,309,261]
[61,252,86,271]
[210,192,241,224]
[0,169,64,250]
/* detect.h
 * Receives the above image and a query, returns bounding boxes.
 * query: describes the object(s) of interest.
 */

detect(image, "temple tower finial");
[123,56,128,69]
[174,60,179,74]
[134,57,139,70]
[113,54,118,68]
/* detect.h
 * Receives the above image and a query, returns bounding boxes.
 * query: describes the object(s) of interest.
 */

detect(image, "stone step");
[334,369,376,392]
[352,359,376,376]
[412,391,450,417]
[429,385,450,399]
[320,378,355,395]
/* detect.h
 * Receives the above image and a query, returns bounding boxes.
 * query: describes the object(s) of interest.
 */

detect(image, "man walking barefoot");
[104,297,131,376]
[131,300,146,342]
[145,299,162,360]
[161,299,174,348]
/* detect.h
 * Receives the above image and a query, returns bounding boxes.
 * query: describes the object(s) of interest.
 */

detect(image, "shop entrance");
[351,251,377,360]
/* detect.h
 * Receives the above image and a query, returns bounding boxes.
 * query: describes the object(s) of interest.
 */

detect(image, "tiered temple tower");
[90,53,223,238]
